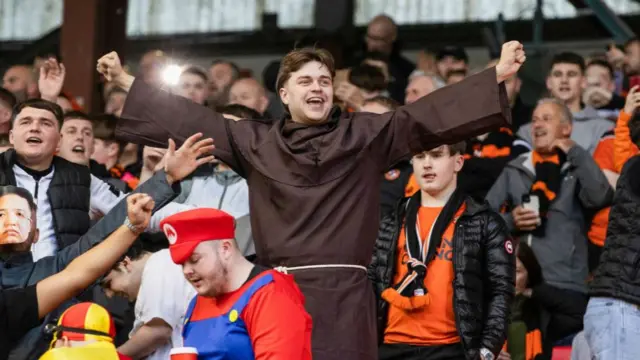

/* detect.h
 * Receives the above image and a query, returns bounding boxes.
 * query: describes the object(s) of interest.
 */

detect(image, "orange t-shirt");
[405,174,419,197]
[384,204,465,345]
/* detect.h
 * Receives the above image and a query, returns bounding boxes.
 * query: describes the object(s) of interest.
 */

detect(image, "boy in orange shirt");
[369,142,515,360]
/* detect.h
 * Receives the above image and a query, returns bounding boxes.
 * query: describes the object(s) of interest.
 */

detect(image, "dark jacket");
[0,150,91,250]
[486,147,614,293]
[590,155,640,304]
[508,284,587,360]
[380,160,412,218]
[3,171,180,360]
[368,196,515,359]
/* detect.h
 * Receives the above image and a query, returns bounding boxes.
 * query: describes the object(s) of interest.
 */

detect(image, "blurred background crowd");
[1,0,640,359]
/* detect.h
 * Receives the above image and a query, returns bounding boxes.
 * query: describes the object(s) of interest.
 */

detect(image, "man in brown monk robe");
[96,42,525,360]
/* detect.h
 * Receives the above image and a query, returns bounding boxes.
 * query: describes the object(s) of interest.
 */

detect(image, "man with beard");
[97,42,525,360]
[161,208,312,359]
[208,60,240,107]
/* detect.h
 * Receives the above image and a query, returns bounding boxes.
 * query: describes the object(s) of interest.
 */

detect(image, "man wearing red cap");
[160,208,312,360]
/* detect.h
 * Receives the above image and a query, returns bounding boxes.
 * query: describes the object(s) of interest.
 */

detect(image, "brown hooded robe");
[117,67,511,360]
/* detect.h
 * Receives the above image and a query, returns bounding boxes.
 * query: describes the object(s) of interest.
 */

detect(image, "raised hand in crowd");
[39,58,66,102]
[97,51,133,91]
[512,205,541,232]
[335,82,365,111]
[126,192,155,233]
[624,85,640,115]
[163,132,215,184]
[35,193,154,319]
[495,41,526,84]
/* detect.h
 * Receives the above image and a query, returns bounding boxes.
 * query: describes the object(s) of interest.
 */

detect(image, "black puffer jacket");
[368,196,515,359]
[590,155,640,304]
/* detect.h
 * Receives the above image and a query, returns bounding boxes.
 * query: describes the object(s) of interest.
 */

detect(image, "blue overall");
[182,273,274,360]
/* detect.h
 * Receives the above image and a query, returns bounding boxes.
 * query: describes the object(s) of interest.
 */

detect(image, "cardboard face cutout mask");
[0,195,33,246]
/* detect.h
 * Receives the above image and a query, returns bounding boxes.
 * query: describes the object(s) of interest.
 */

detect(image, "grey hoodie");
[486,146,613,293]
[148,167,254,256]
[517,106,613,155]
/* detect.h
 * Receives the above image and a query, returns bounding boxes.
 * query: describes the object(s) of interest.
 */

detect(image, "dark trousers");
[379,343,466,360]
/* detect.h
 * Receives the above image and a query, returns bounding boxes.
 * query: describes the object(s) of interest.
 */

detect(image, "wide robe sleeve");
[116,79,248,176]
[367,67,512,170]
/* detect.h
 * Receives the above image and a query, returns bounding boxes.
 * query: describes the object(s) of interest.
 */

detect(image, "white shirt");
[131,250,196,360]
[14,165,124,261]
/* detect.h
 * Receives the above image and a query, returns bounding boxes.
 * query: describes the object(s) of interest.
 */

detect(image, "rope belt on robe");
[274,264,368,274]
[381,189,465,311]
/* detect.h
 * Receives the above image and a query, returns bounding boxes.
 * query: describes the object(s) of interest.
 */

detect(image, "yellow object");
[229,309,239,323]
[39,341,120,360]
[49,303,115,348]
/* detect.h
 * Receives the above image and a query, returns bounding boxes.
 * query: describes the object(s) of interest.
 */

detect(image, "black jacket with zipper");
[590,155,640,304]
[368,195,515,359]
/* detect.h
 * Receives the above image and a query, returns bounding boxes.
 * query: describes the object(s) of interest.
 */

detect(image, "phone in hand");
[521,194,540,214]
[630,76,640,90]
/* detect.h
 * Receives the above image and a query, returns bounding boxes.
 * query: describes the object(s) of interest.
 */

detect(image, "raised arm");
[51,133,214,272]
[97,52,245,174]
[35,193,154,318]
[555,140,613,210]
[370,42,524,169]
[613,86,640,172]
[51,170,178,273]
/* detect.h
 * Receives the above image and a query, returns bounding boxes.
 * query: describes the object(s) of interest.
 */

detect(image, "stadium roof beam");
[566,0,589,9]
[578,0,636,42]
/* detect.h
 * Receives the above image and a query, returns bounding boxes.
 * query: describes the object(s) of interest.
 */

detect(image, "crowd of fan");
[0,12,639,360]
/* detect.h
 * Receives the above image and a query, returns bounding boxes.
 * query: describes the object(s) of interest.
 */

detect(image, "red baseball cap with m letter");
[161,208,235,264]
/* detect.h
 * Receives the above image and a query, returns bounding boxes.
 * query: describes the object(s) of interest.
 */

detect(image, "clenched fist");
[126,193,155,232]
[496,41,526,84]
[97,52,134,91]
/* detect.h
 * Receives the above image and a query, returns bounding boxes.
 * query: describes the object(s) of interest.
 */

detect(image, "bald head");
[405,75,439,105]
[366,15,397,55]
[3,65,37,101]
[228,78,269,115]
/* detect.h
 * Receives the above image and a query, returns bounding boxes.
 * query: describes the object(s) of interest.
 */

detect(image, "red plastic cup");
[170,347,199,360]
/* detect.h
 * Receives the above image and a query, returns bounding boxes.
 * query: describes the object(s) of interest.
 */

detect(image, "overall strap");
[182,295,198,336]
[230,272,274,315]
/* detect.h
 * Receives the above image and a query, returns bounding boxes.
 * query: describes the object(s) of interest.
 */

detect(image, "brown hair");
[0,133,10,147]
[275,47,336,92]
[445,141,467,155]
[12,98,63,129]
[91,113,126,156]
[181,66,209,83]
[63,110,91,124]
[362,96,399,111]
